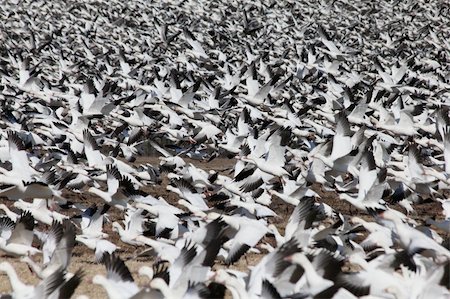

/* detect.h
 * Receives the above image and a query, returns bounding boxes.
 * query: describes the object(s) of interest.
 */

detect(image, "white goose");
[93,253,140,299]
[135,202,181,239]
[13,198,68,225]
[22,220,76,279]
[112,207,148,246]
[380,210,450,263]
[285,252,334,296]
[240,137,290,178]
[0,260,83,299]
[206,212,269,264]
[0,211,40,257]
[87,165,128,209]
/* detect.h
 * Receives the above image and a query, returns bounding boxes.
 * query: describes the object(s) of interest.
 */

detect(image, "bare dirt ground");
[0,157,446,298]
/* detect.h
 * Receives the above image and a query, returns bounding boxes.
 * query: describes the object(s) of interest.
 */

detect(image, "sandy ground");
[0,157,446,298]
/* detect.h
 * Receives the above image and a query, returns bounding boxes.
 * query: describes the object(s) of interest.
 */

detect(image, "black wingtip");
[102,253,134,282]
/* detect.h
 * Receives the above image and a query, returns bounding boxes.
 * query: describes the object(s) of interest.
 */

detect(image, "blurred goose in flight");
[0,133,65,201]
[285,251,335,296]
[135,202,182,239]
[74,203,110,238]
[240,132,290,179]
[22,220,76,279]
[380,210,450,264]
[83,129,106,169]
[166,178,209,211]
[312,112,355,172]
[112,206,149,245]
[93,253,140,299]
[88,165,129,209]
[0,261,83,299]
[0,211,40,257]
[0,203,19,221]
[13,198,68,225]
[206,212,269,264]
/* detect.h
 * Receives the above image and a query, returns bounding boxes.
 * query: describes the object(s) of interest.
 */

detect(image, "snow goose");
[134,235,180,263]
[184,216,227,250]
[22,220,76,279]
[283,196,321,243]
[269,177,318,206]
[380,210,450,263]
[336,260,400,297]
[284,251,342,297]
[373,57,407,92]
[183,28,208,59]
[83,129,105,169]
[442,132,450,177]
[206,212,269,264]
[240,138,290,179]
[387,145,438,198]
[0,211,40,257]
[93,253,140,299]
[0,261,83,299]
[0,261,34,298]
[135,202,181,239]
[226,198,277,218]
[350,217,393,252]
[166,178,209,211]
[87,165,129,209]
[13,198,68,225]
[76,236,119,263]
[0,168,66,202]
[0,131,39,182]
[0,216,15,241]
[73,203,110,238]
[435,107,450,142]
[213,269,249,299]
[165,241,205,288]
[112,207,148,245]
[339,180,388,213]
[375,109,418,136]
[356,152,379,200]
[246,238,300,297]
[391,263,450,299]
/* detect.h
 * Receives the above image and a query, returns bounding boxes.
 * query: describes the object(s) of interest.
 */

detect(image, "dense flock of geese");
[0,0,449,298]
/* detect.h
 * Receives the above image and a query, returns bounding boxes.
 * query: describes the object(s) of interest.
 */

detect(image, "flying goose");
[87,165,129,209]
[380,210,450,264]
[350,217,393,252]
[166,178,209,211]
[285,251,336,296]
[22,220,76,279]
[206,212,269,264]
[13,198,68,225]
[93,253,140,299]
[0,203,19,221]
[213,269,250,299]
[112,207,149,245]
[135,202,181,240]
[73,203,110,238]
[0,211,40,257]
[0,261,84,299]
[239,138,290,178]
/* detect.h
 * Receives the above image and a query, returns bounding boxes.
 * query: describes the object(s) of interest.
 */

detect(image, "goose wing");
[7,211,35,246]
